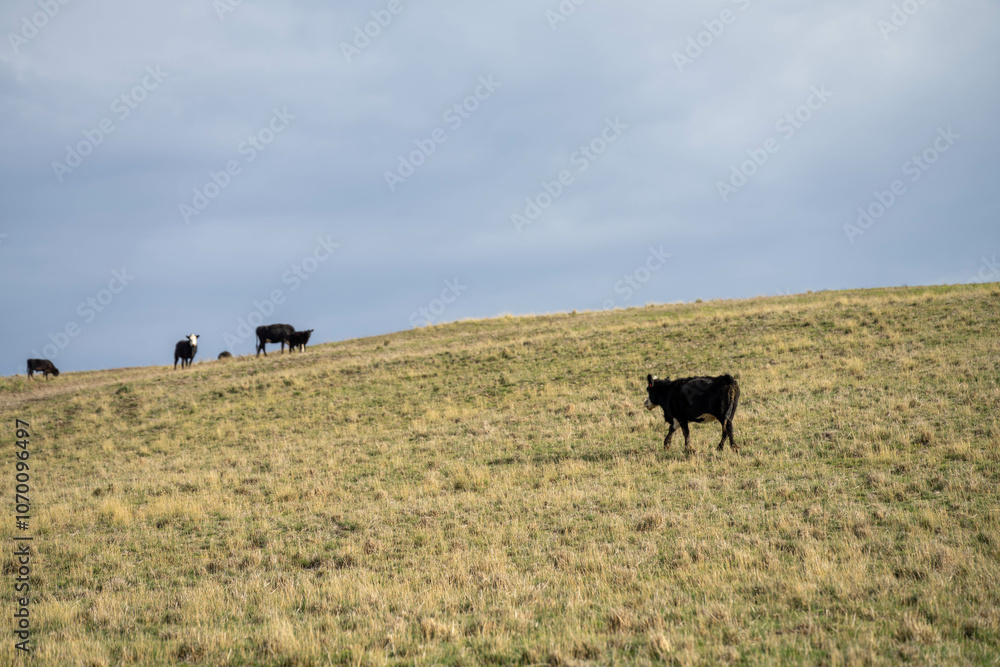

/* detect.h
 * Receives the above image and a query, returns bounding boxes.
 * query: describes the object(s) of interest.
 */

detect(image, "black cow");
[174,334,199,370]
[255,324,295,356]
[218,351,232,360]
[27,359,59,379]
[644,373,740,454]
[287,329,314,353]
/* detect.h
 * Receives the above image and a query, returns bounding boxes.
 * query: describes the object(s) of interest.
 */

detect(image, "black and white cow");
[287,329,314,353]
[26,359,59,379]
[255,324,295,357]
[644,373,740,454]
[174,334,199,370]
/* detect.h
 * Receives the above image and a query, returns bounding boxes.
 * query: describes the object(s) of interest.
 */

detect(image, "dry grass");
[2,283,999,665]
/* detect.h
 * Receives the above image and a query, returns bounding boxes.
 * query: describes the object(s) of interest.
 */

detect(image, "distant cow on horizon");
[27,359,59,379]
[174,334,199,370]
[287,329,314,353]
[256,324,295,356]
[644,373,740,455]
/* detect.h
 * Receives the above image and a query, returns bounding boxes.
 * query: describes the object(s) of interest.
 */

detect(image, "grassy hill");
[2,283,999,665]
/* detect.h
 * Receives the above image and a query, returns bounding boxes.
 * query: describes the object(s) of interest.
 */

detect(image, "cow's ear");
[647,374,653,388]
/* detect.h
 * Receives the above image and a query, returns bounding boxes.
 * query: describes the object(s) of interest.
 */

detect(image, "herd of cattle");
[25,324,743,454]
[27,323,316,376]
[171,324,314,369]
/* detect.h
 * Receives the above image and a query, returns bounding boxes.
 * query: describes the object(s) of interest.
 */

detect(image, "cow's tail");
[722,375,740,423]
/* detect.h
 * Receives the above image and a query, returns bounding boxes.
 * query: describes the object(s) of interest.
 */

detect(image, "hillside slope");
[2,284,999,665]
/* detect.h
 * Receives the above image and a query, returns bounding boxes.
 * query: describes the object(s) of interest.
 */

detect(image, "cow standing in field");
[644,373,740,454]
[174,334,199,370]
[26,359,59,379]
[287,329,314,353]
[255,324,295,356]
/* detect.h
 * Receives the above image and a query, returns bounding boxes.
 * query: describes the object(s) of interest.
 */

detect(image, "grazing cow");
[174,334,199,370]
[218,351,232,360]
[255,324,295,357]
[287,329,314,353]
[26,359,59,379]
[644,373,740,454]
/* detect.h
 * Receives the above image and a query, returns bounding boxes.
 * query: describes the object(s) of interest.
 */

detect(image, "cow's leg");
[681,422,692,456]
[727,421,738,453]
[663,423,676,449]
[717,425,728,451]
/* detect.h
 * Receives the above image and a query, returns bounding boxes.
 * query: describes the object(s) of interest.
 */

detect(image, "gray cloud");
[1,0,998,372]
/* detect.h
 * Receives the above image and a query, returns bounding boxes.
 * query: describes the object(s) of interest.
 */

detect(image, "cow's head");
[51,366,60,377]
[187,334,199,346]
[644,374,668,410]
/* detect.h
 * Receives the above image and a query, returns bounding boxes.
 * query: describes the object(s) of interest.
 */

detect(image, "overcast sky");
[1,0,998,374]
